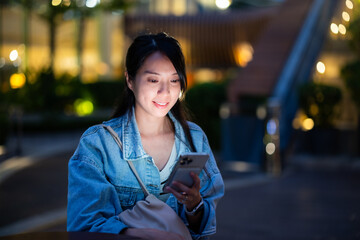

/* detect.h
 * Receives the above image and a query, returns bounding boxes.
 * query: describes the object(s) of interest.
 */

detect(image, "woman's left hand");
[165,172,202,211]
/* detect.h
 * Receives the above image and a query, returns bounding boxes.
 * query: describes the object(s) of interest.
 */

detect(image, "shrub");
[298,81,342,128]
[341,60,360,113]
[185,81,227,150]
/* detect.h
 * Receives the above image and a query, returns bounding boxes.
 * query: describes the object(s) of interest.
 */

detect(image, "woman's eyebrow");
[144,70,178,76]
[144,70,160,75]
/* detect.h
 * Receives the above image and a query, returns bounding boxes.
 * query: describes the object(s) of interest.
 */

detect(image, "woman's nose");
[158,81,170,95]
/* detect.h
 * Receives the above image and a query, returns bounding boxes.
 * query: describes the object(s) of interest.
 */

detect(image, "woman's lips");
[153,101,169,109]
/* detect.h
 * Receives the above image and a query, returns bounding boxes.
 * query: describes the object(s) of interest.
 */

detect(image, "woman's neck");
[135,110,173,137]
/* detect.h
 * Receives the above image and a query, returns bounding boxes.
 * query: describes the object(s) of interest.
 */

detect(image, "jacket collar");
[120,109,191,161]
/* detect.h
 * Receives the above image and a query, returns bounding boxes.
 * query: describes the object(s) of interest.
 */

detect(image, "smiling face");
[126,51,181,120]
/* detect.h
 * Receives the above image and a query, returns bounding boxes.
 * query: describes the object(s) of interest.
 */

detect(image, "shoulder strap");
[102,124,150,197]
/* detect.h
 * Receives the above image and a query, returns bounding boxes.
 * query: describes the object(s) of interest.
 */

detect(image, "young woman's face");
[127,51,181,120]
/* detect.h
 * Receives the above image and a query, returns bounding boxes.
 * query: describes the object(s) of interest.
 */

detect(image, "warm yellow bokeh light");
[330,23,339,34]
[216,0,231,9]
[346,0,353,9]
[234,42,254,67]
[10,73,26,89]
[302,118,314,131]
[52,0,62,6]
[9,50,19,61]
[96,62,109,75]
[310,104,319,116]
[338,24,346,35]
[342,11,350,22]
[292,117,301,130]
[316,61,326,74]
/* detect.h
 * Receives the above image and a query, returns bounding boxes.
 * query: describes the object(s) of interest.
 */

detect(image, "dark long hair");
[112,32,195,151]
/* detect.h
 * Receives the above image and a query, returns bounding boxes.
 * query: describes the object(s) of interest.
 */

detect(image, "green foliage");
[86,80,125,109]
[7,68,85,113]
[341,11,360,114]
[341,60,360,112]
[298,82,342,128]
[347,14,360,58]
[6,68,124,115]
[185,81,227,150]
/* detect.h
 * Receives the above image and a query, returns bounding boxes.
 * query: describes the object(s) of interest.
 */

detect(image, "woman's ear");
[125,71,134,91]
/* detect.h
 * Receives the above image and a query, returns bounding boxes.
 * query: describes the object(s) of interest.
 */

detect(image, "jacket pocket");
[114,185,144,210]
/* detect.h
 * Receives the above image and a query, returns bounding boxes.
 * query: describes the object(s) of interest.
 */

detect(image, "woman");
[67,32,224,240]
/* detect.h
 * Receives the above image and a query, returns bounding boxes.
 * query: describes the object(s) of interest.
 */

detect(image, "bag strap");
[102,124,150,197]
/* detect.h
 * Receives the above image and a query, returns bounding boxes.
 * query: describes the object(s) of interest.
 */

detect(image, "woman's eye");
[171,79,180,83]
[148,79,158,83]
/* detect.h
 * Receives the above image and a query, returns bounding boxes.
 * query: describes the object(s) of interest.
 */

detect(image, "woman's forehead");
[139,52,178,76]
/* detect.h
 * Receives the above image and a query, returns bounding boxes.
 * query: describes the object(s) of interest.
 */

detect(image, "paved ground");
[1,132,360,239]
[214,165,360,240]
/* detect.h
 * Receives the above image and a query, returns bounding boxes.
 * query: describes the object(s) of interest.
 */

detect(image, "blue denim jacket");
[67,110,225,239]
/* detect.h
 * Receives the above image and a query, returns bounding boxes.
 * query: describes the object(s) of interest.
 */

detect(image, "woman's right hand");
[122,228,186,240]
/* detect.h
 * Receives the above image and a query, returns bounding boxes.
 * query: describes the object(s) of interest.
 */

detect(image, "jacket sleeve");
[67,135,127,234]
[180,129,225,239]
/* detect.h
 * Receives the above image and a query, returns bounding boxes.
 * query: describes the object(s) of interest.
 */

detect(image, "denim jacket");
[67,110,225,239]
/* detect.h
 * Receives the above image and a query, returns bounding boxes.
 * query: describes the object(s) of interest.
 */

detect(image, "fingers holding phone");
[165,172,202,210]
[162,153,208,209]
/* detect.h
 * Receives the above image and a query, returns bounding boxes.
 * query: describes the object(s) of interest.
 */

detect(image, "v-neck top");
[158,142,177,201]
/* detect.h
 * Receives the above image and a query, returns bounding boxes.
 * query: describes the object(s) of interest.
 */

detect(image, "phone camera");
[181,157,193,165]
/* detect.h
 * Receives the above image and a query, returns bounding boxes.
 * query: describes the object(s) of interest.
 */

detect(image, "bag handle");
[102,124,150,197]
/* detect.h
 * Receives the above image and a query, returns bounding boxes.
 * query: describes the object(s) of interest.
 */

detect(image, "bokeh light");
[267,119,277,135]
[9,50,19,61]
[338,24,346,35]
[63,0,71,6]
[234,42,254,67]
[10,73,26,89]
[219,104,231,119]
[216,0,231,9]
[330,23,338,34]
[346,0,353,10]
[310,104,319,116]
[52,0,62,6]
[302,118,314,131]
[342,11,350,22]
[86,0,100,8]
[266,143,276,155]
[316,61,326,74]
[74,99,94,116]
[256,106,267,120]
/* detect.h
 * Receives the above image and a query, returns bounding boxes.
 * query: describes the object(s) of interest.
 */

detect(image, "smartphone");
[162,153,209,193]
